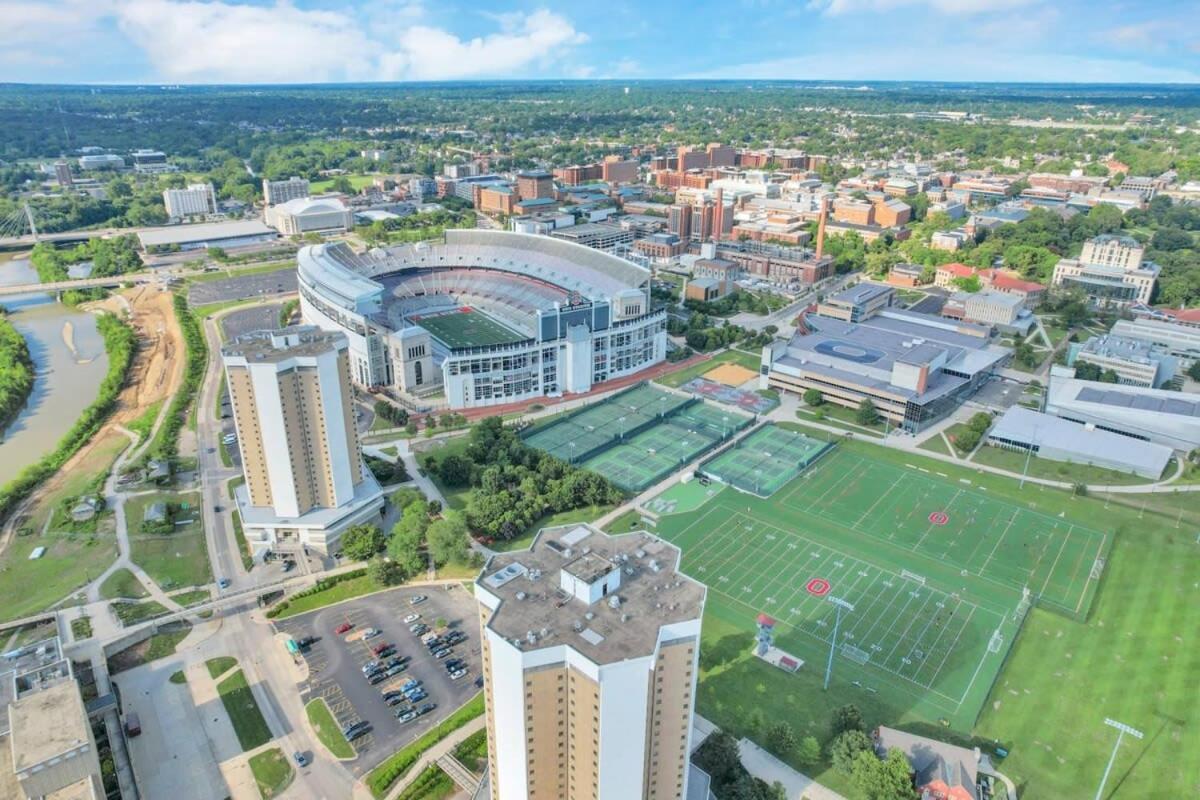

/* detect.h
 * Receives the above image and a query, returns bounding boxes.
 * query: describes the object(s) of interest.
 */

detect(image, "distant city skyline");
[2,0,1198,85]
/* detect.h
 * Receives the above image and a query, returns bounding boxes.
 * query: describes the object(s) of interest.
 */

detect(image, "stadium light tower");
[823,596,855,690]
[619,415,627,440]
[1094,718,1142,800]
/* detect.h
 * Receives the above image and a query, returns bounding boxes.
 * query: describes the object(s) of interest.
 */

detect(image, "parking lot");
[273,584,482,775]
[188,267,297,307]
[220,302,284,340]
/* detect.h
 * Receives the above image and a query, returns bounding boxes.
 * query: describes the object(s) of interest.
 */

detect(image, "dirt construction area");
[92,285,186,426]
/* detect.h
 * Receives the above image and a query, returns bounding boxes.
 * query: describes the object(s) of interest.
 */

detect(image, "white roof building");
[265,196,354,236]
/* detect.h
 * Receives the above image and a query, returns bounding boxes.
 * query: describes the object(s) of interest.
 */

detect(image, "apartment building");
[222,327,383,554]
[516,171,555,200]
[601,157,639,184]
[1068,334,1177,388]
[476,525,705,800]
[163,182,217,219]
[263,176,311,206]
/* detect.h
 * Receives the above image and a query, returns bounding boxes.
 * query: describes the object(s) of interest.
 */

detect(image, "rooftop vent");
[515,591,527,601]
[635,549,646,559]
[648,559,662,573]
[584,611,596,621]
[607,595,621,609]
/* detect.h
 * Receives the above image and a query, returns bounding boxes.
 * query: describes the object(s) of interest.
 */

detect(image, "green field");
[306,698,356,759]
[412,307,525,348]
[127,492,212,591]
[216,668,273,751]
[657,443,1109,730]
[646,422,1194,797]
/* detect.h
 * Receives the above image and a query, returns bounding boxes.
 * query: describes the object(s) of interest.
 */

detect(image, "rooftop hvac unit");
[608,596,621,609]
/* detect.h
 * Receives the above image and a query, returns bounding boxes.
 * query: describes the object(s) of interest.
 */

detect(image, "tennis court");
[700,424,833,497]
[582,418,721,492]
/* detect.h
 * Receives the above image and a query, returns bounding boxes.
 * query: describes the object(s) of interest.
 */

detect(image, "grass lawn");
[916,432,953,456]
[100,567,150,600]
[795,405,886,437]
[206,656,238,679]
[171,588,211,607]
[420,436,472,510]
[309,174,378,193]
[231,511,254,571]
[393,766,456,800]
[602,508,643,535]
[248,747,293,799]
[216,669,273,751]
[127,491,211,590]
[656,348,761,389]
[305,698,355,759]
[970,444,1160,486]
[146,626,191,659]
[268,573,377,620]
[366,693,484,799]
[107,623,192,673]
[0,432,127,621]
[113,599,168,626]
[488,503,616,552]
[169,670,187,684]
[451,728,488,772]
[70,616,93,640]
[663,426,1197,798]
[127,400,163,441]
[941,422,980,455]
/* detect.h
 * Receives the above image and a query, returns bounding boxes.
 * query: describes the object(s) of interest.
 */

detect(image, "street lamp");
[823,596,855,691]
[569,441,576,465]
[754,468,763,495]
[1095,718,1143,800]
[619,416,627,440]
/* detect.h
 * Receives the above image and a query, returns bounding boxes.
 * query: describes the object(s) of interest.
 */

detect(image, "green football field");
[655,444,1109,729]
[413,307,526,348]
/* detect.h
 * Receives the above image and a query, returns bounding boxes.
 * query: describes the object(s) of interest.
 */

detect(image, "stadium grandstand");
[297,230,667,409]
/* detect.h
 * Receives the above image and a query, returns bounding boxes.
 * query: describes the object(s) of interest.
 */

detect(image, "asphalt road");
[274,584,482,776]
[188,268,297,306]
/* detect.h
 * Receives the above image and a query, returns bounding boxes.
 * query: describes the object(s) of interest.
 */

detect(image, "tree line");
[0,316,35,437]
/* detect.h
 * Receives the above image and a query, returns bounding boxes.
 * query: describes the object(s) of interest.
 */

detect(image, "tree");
[1100,368,1120,384]
[829,729,873,775]
[438,454,473,487]
[803,388,825,407]
[1187,361,1200,382]
[796,736,821,769]
[849,748,916,800]
[951,274,982,293]
[765,721,798,758]
[426,511,470,566]
[692,731,742,786]
[367,556,405,587]
[855,398,879,426]
[967,412,992,434]
[952,427,981,454]
[341,524,385,561]
[831,704,867,737]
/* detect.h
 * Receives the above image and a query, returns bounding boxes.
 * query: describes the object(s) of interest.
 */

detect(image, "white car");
[403,613,421,624]
[409,595,426,606]
[363,628,382,640]
[450,668,467,680]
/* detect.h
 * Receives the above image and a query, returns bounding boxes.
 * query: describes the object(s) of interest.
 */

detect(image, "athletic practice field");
[655,441,1110,727]
[411,307,526,348]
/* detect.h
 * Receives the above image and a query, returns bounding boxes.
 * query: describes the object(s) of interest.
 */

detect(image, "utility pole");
[1095,718,1142,800]
[823,596,855,690]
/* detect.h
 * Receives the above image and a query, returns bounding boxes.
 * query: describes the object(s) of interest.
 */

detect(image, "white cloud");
[4,0,589,83]
[808,0,1040,15]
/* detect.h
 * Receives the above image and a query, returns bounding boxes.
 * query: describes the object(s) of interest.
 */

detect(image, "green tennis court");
[700,424,832,497]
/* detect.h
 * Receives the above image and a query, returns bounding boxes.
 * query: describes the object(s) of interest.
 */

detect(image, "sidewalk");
[736,738,847,800]
[373,715,486,800]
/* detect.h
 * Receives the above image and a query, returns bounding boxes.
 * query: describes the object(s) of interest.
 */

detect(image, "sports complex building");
[297,230,667,409]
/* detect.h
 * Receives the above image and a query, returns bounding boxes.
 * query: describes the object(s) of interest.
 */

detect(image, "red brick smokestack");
[815,196,829,260]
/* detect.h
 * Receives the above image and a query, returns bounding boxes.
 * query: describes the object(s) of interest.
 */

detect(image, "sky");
[2,0,1199,85]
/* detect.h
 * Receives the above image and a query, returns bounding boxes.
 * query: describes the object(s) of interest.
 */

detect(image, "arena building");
[297,230,667,409]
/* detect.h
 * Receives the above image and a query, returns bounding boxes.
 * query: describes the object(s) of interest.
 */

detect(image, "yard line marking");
[979,509,1021,574]
[854,470,907,528]
[927,605,976,691]
[1035,525,1072,602]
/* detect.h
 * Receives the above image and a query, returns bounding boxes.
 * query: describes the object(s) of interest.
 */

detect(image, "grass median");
[305,698,355,759]
[248,747,293,799]
[216,668,273,751]
[366,693,484,799]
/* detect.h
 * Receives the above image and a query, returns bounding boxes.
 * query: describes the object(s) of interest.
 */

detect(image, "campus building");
[297,230,666,409]
[475,525,705,800]
[762,285,1008,432]
[222,327,384,555]
[1067,334,1177,388]
[1109,317,1200,367]
[6,674,103,800]
[263,176,311,206]
[1045,371,1200,451]
[162,182,217,219]
[987,406,1173,480]
[136,220,278,253]
[1052,234,1159,306]
[265,197,354,236]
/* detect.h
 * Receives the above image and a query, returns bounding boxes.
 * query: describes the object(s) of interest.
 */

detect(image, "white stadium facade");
[297,230,667,409]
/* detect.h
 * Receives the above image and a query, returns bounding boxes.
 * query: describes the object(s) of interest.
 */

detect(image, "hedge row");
[263,568,368,619]
[367,693,485,798]
[0,314,135,522]
[147,293,206,461]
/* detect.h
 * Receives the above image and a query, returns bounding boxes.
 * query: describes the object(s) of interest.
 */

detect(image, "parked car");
[418,703,437,716]
[342,720,368,737]
[346,725,372,742]
[293,752,309,767]
[397,710,417,723]
[371,642,392,655]
[407,689,428,703]
[124,713,141,737]
[281,560,295,573]
[386,655,410,669]
[403,613,421,624]
[409,595,426,606]
[385,693,407,707]
[385,663,407,678]
[409,622,427,635]
[433,648,451,659]
[363,627,382,640]
[361,661,380,674]
[375,646,396,660]
[445,658,465,671]
[444,631,467,645]
[297,636,319,649]
[218,578,231,589]
[335,622,353,635]
[368,672,389,686]
[450,668,467,681]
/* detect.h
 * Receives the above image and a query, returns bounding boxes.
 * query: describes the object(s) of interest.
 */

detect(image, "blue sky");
[3,0,1198,84]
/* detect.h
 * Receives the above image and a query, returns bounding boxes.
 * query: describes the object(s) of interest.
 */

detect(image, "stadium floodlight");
[619,415,627,440]
[823,596,855,690]
[1095,718,1143,800]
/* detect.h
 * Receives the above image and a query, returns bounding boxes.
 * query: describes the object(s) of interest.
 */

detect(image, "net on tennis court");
[699,424,834,497]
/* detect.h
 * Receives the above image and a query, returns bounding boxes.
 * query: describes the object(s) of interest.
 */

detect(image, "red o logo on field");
[806,578,831,596]
[929,511,949,526]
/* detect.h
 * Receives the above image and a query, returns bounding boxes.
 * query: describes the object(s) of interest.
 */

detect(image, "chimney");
[713,188,724,242]
[814,196,829,260]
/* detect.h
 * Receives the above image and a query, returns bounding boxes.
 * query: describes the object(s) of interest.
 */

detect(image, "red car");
[371,642,392,656]
[334,622,353,635]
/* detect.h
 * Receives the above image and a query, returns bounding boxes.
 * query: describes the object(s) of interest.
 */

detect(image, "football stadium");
[297,230,667,409]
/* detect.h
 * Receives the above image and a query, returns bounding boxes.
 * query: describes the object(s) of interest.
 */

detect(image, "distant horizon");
[3,78,1199,89]
[5,0,1197,85]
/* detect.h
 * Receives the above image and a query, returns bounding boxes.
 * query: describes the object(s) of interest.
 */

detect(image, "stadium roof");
[137,220,276,248]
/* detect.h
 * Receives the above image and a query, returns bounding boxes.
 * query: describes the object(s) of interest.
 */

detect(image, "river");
[0,254,109,486]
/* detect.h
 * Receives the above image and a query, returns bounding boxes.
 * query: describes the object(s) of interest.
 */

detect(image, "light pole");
[823,596,855,691]
[1095,718,1142,800]
[754,468,763,495]
[569,441,576,465]
[1019,425,1038,489]
[619,415,627,440]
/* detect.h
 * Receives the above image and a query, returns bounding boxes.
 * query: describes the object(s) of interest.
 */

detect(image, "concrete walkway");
[736,738,848,800]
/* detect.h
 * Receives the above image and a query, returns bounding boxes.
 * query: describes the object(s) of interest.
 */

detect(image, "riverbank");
[0,315,35,438]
